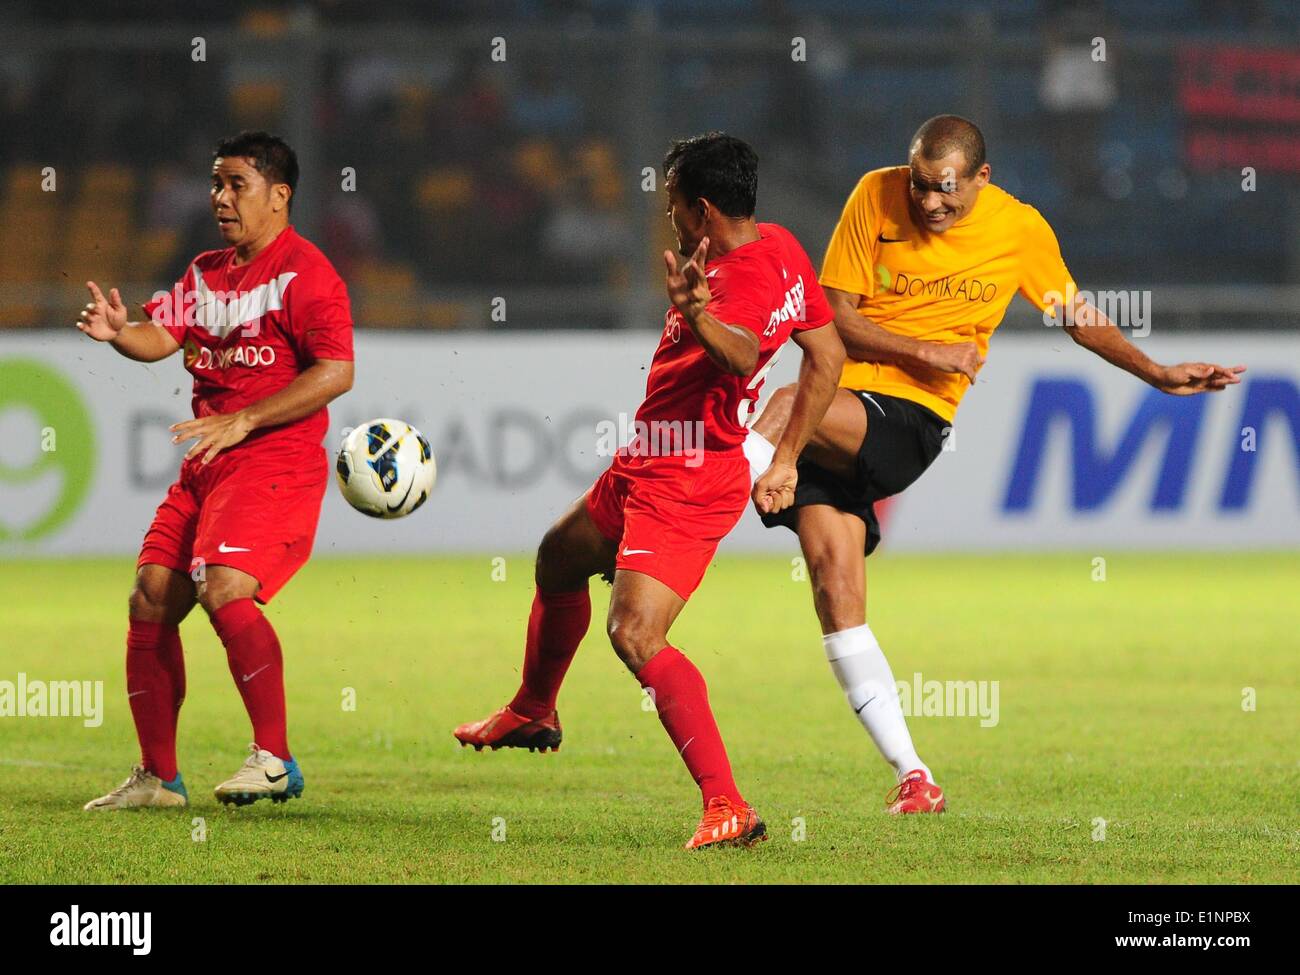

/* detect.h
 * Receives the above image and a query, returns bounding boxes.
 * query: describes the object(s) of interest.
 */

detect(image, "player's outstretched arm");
[826,286,982,381]
[170,357,353,464]
[75,281,180,363]
[752,323,846,516]
[1063,299,1245,395]
[663,237,760,376]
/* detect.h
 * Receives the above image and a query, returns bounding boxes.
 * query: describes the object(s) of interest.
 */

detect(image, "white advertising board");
[0,332,1295,556]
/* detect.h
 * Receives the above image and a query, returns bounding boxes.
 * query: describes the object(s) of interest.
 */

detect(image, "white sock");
[823,623,934,784]
[743,428,775,481]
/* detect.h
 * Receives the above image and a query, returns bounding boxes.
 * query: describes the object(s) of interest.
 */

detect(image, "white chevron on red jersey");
[143,226,353,458]
[186,270,299,339]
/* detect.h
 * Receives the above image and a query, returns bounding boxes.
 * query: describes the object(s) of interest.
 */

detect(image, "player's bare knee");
[535,525,577,591]
[129,572,190,625]
[804,546,844,585]
[809,564,860,605]
[196,574,256,616]
[753,383,797,439]
[606,612,661,671]
[196,583,221,616]
[127,584,166,623]
[761,383,796,417]
[537,513,609,592]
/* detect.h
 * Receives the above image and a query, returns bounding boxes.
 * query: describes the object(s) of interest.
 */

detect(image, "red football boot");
[453,705,562,753]
[685,796,767,850]
[885,769,946,814]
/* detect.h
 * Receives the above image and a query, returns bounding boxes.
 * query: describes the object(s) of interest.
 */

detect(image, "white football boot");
[83,764,189,811]
[213,743,304,806]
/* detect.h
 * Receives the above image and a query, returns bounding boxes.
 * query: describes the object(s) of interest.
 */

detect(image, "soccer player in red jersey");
[77,131,354,810]
[455,133,846,849]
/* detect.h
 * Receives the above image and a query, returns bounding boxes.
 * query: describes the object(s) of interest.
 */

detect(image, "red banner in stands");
[1179,45,1300,123]
[1180,44,1300,172]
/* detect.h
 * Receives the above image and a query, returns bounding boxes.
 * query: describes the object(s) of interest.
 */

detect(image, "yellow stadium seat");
[422,301,468,330]
[4,165,51,198]
[137,229,180,282]
[230,82,285,125]
[513,140,563,194]
[396,85,433,140]
[415,168,475,212]
[80,164,136,200]
[240,9,290,37]
[352,261,419,329]
[0,203,59,282]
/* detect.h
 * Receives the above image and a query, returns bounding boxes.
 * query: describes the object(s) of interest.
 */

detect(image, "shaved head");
[909,115,986,177]
[906,115,990,233]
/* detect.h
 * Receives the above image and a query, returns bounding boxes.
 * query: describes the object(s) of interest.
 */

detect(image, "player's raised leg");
[608,570,766,849]
[85,564,194,811]
[744,383,862,481]
[453,496,616,752]
[201,565,303,805]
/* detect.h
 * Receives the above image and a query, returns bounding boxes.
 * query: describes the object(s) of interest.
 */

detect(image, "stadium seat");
[80,164,136,200]
[60,204,131,282]
[573,139,622,207]
[421,300,469,330]
[396,84,434,140]
[416,167,476,212]
[230,82,285,126]
[513,140,564,195]
[351,260,420,329]
[240,8,291,36]
[136,229,180,283]
[0,166,63,326]
[5,164,50,198]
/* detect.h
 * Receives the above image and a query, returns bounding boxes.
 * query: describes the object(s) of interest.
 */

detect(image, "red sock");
[637,646,742,806]
[210,598,290,760]
[126,620,185,781]
[509,588,591,720]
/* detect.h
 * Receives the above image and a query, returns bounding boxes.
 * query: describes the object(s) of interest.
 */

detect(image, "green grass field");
[1,552,1296,884]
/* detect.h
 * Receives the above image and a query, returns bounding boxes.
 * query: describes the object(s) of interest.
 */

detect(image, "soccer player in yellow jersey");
[745,115,1244,814]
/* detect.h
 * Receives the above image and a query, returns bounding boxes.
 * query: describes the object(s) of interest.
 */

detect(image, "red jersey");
[143,226,353,457]
[636,222,832,452]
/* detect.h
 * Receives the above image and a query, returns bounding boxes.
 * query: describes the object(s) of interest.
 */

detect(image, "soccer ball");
[335,418,436,519]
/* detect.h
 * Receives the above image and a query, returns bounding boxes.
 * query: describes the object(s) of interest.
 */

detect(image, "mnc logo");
[1003,377,1300,512]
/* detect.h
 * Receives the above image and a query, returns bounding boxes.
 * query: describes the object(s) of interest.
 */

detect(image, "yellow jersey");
[819,166,1076,422]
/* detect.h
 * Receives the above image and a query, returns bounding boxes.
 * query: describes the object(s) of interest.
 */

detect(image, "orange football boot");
[885,769,946,814]
[453,705,562,753]
[685,796,767,850]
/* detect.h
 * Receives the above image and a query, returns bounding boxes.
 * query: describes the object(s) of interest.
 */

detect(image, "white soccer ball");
[335,418,436,519]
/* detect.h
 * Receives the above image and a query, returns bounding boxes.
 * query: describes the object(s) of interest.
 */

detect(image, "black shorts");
[760,390,948,555]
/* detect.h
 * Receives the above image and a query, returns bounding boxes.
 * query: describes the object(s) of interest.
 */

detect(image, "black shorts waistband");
[846,389,950,429]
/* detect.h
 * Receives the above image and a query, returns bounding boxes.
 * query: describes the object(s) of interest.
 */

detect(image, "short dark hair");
[213,130,299,208]
[909,115,986,177]
[663,132,758,219]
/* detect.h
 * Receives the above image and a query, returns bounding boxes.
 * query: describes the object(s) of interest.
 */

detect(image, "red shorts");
[138,446,329,603]
[585,449,751,600]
